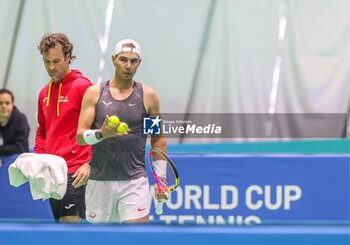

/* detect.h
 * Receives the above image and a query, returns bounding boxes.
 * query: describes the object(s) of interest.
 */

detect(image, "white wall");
[0,0,349,146]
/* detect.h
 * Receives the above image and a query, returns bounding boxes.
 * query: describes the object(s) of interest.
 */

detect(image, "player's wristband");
[83,129,104,145]
[153,160,167,179]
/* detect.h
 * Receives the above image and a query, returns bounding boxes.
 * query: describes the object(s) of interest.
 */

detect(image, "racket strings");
[150,149,179,191]
[151,152,175,189]
[165,164,176,188]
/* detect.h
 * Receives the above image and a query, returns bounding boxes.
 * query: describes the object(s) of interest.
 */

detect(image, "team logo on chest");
[59,95,68,102]
[102,100,112,107]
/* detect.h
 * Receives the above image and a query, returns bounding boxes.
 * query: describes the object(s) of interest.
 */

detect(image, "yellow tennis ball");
[108,115,120,126]
[117,122,129,133]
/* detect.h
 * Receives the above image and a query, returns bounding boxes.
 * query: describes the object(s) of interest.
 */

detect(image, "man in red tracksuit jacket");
[35,33,92,223]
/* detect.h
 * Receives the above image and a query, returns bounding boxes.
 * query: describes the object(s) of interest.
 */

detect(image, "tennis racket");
[147,148,179,215]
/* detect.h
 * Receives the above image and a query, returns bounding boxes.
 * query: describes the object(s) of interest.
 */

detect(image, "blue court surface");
[0,223,349,245]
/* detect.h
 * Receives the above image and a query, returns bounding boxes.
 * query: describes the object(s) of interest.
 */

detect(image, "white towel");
[8,153,67,200]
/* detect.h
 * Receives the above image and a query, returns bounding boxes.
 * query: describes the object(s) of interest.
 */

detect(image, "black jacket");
[0,107,30,156]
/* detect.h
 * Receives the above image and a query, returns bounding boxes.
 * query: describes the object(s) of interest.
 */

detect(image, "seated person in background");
[0,88,30,156]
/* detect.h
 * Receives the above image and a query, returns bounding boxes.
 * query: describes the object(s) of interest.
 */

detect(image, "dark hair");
[37,33,76,62]
[0,88,14,103]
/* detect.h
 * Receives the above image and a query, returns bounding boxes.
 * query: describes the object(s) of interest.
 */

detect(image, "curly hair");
[37,33,76,62]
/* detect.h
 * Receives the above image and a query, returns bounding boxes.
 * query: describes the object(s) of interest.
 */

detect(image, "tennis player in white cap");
[77,39,167,223]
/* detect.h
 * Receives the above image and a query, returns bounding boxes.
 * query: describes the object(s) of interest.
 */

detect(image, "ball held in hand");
[108,115,120,126]
[117,122,129,133]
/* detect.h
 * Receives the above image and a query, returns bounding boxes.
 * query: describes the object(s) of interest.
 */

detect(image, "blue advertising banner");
[1,154,349,225]
[0,154,52,220]
[148,155,350,225]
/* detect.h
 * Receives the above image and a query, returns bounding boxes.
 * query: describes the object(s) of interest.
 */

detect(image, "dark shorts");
[49,174,86,221]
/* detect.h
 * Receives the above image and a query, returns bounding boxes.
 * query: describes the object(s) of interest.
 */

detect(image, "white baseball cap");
[114,39,141,57]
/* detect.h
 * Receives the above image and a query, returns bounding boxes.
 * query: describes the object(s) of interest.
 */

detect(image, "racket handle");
[155,200,164,215]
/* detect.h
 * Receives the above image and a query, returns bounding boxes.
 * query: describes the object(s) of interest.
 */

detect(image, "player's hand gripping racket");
[148,148,179,215]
